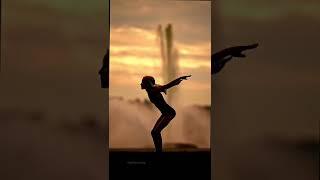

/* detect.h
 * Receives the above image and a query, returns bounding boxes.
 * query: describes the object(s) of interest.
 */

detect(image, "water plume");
[157,24,182,140]
[157,24,179,104]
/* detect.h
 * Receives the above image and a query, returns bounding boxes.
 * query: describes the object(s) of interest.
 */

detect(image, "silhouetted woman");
[141,75,191,152]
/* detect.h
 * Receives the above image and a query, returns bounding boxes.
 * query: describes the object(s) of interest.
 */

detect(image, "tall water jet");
[157,24,179,104]
[157,24,183,143]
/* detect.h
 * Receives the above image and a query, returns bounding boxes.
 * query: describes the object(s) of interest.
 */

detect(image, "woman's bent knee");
[169,109,176,119]
[163,110,175,120]
[151,129,159,137]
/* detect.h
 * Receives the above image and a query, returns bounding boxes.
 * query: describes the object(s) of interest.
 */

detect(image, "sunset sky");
[0,0,318,179]
[109,0,211,106]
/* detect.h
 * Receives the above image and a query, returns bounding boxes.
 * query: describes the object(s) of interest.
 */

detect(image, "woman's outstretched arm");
[162,75,191,90]
[212,43,258,74]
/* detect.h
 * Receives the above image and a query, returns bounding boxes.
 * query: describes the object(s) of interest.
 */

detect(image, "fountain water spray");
[157,24,184,142]
[157,24,179,104]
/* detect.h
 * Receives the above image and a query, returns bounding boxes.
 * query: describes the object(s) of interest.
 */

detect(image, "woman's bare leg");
[151,115,165,152]
[151,111,176,152]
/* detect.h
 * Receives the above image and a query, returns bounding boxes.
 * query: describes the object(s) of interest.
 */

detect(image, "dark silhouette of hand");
[228,43,259,58]
[180,75,192,80]
[212,43,258,74]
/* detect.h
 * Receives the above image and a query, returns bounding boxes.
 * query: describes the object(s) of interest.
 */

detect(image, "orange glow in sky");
[110,0,211,106]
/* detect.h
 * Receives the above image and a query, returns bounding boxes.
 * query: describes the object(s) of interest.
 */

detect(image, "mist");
[109,97,210,149]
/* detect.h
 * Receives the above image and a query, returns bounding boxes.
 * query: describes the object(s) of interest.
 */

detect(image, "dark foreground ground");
[110,149,211,180]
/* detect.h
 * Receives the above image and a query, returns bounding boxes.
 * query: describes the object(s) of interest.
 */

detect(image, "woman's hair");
[142,76,155,88]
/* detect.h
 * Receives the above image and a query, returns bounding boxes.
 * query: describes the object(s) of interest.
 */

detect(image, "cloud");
[109,7,211,106]
[111,0,211,45]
